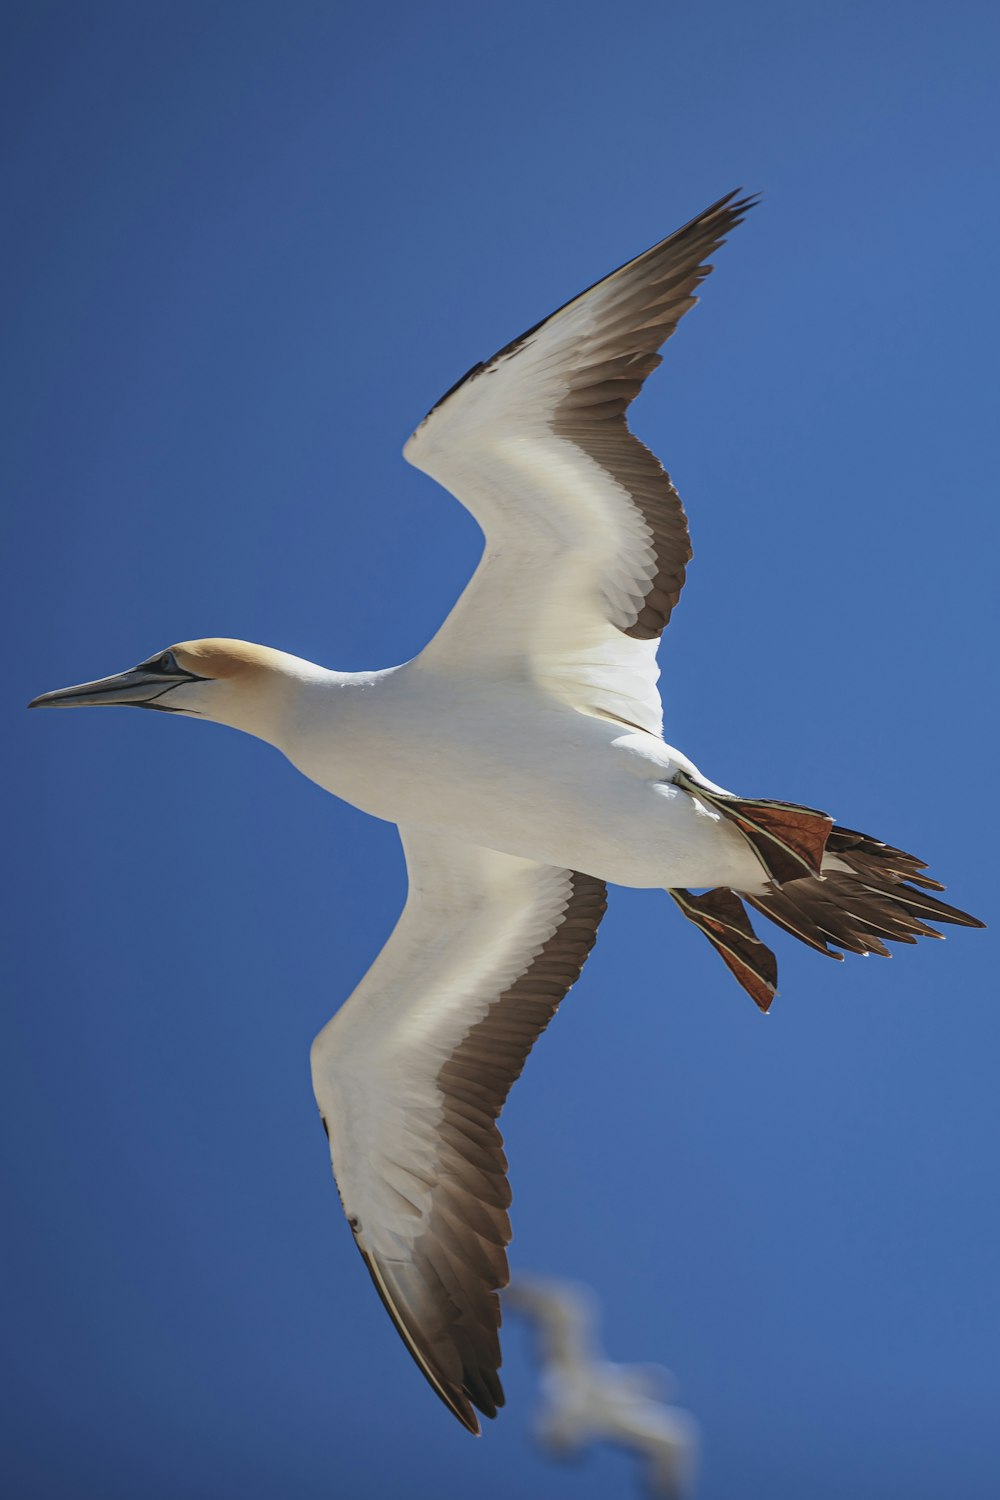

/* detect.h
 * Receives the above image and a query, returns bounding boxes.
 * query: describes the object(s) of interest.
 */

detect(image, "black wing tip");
[355,1237,507,1437]
[445,1375,506,1435]
[450,1393,483,1436]
[705,185,761,215]
[658,186,760,253]
[411,186,760,432]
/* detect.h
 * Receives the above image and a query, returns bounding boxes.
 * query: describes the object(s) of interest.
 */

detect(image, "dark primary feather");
[551,190,757,638]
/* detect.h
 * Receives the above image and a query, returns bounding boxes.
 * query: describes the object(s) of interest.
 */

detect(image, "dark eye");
[156,651,176,674]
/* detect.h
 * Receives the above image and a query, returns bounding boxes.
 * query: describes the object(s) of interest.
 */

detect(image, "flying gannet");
[507,1276,698,1499]
[31,191,983,1435]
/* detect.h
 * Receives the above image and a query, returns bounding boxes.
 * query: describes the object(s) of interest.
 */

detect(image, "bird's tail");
[670,807,984,1011]
[745,823,984,960]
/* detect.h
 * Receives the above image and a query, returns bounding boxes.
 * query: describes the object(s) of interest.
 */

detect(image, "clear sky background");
[3,3,998,1498]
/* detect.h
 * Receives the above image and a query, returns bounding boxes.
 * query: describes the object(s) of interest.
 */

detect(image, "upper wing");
[310,826,607,1433]
[405,190,755,736]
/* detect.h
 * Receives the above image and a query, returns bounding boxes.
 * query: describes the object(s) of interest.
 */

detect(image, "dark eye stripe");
[136,651,177,674]
[134,650,210,683]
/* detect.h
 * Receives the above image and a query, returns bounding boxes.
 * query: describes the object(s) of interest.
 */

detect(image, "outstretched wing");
[310,827,607,1433]
[405,191,755,736]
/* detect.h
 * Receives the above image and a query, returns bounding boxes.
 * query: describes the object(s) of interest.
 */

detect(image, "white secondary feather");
[406,396,666,735]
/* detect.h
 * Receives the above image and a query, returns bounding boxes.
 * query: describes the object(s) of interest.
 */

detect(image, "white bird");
[506,1276,698,1499]
[31,191,982,1434]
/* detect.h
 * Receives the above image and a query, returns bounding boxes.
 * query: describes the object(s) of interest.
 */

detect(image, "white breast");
[275,667,754,890]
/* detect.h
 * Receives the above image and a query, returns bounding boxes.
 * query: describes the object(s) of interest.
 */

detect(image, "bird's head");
[29,637,307,739]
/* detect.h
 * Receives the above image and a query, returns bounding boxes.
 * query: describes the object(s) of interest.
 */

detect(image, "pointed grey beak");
[29,667,192,711]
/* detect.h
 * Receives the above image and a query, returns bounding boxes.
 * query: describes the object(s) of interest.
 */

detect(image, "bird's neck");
[196,650,323,745]
[209,656,395,759]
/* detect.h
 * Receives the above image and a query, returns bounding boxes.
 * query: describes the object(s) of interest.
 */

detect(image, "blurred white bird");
[507,1276,699,1498]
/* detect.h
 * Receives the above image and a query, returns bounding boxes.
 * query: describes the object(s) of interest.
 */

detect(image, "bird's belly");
[284,706,756,891]
[403,777,756,890]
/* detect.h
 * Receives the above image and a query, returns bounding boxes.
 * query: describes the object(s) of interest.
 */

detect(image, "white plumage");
[507,1276,698,1499]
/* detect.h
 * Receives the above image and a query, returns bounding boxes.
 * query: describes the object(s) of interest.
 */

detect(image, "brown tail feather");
[746,824,984,959]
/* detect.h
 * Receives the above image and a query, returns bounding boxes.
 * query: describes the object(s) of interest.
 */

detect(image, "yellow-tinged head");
[170,638,295,681]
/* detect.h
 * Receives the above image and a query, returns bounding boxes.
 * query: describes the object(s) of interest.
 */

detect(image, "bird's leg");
[669,887,778,1011]
[673,769,833,886]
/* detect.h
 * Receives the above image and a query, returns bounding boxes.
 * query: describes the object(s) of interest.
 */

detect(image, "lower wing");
[310,826,607,1432]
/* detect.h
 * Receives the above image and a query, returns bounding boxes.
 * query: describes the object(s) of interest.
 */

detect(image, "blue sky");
[3,3,998,1497]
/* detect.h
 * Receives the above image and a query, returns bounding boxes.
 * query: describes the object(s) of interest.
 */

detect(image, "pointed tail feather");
[746,824,984,959]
